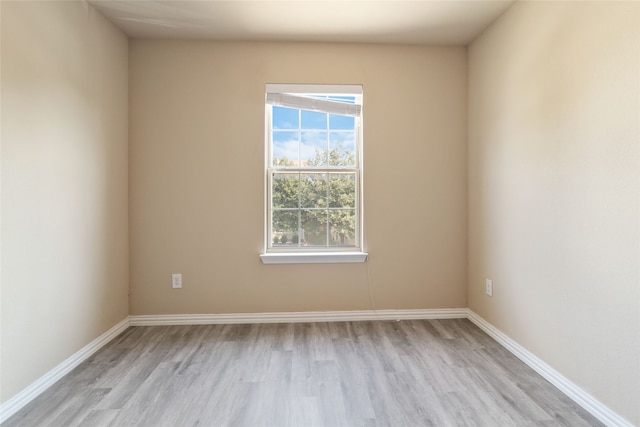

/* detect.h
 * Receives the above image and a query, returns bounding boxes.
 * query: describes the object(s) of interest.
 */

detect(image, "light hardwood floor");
[3,319,602,426]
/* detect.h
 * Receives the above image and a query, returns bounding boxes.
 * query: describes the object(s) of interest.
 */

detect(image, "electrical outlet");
[485,279,493,297]
[172,273,182,289]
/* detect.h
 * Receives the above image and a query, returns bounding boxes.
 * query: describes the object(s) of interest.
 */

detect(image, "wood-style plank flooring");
[3,319,602,426]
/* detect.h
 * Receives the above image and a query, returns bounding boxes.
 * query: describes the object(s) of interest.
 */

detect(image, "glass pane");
[327,95,356,104]
[329,114,355,130]
[301,110,327,130]
[329,174,356,208]
[329,209,356,247]
[272,210,299,246]
[272,173,299,208]
[272,131,299,166]
[273,106,299,129]
[329,132,355,166]
[300,174,327,209]
[301,131,328,166]
[301,209,328,246]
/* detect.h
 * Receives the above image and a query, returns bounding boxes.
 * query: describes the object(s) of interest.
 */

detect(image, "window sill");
[260,252,368,264]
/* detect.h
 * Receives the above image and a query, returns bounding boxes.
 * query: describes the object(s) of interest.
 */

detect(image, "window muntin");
[266,85,363,252]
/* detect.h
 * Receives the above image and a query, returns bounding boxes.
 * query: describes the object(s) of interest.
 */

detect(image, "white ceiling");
[88,0,516,45]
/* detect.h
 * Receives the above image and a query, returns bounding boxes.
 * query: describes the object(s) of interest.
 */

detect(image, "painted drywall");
[129,41,467,315]
[468,1,639,424]
[0,1,129,403]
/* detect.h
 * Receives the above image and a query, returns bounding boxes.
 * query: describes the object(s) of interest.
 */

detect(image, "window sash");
[269,114,361,169]
[268,171,360,251]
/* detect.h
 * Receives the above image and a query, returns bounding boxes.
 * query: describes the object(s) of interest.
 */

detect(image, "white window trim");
[262,84,366,264]
[260,252,368,264]
[266,83,363,95]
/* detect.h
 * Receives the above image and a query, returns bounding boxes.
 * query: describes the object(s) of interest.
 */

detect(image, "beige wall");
[129,41,467,315]
[0,1,129,403]
[468,2,639,424]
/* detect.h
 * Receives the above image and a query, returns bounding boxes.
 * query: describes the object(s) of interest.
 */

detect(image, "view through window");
[266,84,363,252]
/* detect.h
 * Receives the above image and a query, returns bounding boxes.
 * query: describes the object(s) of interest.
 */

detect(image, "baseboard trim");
[466,309,633,427]
[129,308,468,326]
[0,317,130,424]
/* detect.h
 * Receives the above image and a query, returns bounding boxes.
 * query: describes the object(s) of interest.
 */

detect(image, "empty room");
[1,0,638,426]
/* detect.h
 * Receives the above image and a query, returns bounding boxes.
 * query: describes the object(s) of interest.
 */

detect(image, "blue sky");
[272,106,356,165]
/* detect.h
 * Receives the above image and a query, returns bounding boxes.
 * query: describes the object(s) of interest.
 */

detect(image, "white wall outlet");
[172,273,182,289]
[485,279,493,297]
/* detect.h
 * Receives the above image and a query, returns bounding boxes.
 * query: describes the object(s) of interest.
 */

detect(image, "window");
[261,84,366,264]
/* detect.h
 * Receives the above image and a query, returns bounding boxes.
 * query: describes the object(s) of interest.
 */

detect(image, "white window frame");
[260,84,367,264]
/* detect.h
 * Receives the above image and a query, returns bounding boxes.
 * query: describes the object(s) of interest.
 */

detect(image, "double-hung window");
[261,84,366,264]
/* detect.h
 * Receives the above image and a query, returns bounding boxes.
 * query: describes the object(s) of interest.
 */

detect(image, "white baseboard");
[129,308,467,326]
[466,309,633,427]
[0,317,130,424]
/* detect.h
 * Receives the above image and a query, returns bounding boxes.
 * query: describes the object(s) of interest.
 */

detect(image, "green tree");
[272,142,356,247]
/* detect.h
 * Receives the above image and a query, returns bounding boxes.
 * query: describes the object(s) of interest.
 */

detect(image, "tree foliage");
[272,142,356,247]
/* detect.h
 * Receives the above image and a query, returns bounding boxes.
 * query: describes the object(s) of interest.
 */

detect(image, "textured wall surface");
[1,1,129,403]
[468,2,640,424]
[129,41,468,315]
